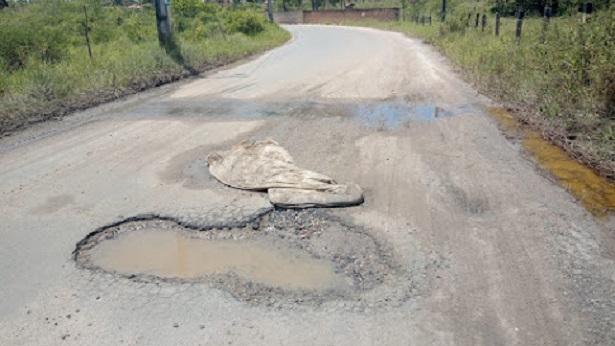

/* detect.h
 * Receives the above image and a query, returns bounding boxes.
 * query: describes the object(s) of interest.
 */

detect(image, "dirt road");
[1,25,614,345]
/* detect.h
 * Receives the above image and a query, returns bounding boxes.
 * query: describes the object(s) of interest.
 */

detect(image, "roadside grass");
[344,10,615,177]
[0,1,290,135]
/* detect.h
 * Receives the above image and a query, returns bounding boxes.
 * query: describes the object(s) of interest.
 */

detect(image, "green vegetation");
[0,0,290,134]
[399,0,612,17]
[349,1,615,177]
[491,0,611,16]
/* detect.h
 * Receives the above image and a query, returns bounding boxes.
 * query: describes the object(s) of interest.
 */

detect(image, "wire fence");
[405,1,602,44]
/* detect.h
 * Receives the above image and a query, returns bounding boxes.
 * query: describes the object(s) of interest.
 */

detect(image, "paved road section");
[1,25,614,345]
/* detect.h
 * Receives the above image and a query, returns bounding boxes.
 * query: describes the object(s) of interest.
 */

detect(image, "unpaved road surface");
[1,25,615,345]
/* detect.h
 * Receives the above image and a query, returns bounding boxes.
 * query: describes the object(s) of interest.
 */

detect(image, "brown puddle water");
[88,229,338,290]
[488,107,615,216]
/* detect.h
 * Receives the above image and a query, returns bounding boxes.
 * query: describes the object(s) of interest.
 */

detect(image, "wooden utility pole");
[541,5,552,44]
[268,0,274,22]
[515,9,524,43]
[441,0,446,22]
[155,0,173,49]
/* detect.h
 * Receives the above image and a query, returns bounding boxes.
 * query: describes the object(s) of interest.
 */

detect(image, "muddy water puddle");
[88,228,338,290]
[353,102,454,128]
[150,98,465,129]
[488,107,615,216]
[350,102,480,128]
[75,210,421,308]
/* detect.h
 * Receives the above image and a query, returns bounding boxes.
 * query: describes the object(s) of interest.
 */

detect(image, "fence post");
[467,13,471,27]
[578,4,591,85]
[475,13,479,28]
[481,13,486,32]
[582,2,593,23]
[441,0,446,22]
[83,5,93,60]
[515,9,524,43]
[428,15,432,26]
[541,6,552,44]
[495,11,500,36]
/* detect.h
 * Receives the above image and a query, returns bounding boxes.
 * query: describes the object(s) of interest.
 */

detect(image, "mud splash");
[488,107,615,216]
[88,228,340,290]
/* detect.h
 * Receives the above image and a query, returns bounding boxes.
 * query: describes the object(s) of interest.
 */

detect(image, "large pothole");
[74,209,416,308]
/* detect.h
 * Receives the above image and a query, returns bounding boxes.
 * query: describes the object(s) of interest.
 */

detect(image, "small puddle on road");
[354,102,454,128]
[88,228,338,290]
[488,107,615,216]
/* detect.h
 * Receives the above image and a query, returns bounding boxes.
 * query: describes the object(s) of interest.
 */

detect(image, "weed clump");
[225,10,267,35]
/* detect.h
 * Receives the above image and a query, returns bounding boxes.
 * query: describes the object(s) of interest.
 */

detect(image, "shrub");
[0,17,69,69]
[25,69,72,101]
[125,11,156,42]
[173,0,202,18]
[225,10,266,36]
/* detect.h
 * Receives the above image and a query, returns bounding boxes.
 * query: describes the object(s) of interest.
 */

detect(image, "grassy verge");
[0,1,290,136]
[343,10,615,178]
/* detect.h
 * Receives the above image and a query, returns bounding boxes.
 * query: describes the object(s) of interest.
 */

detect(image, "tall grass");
[349,7,615,176]
[0,0,290,135]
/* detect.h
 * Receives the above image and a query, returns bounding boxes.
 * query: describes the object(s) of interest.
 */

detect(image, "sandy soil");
[1,25,614,345]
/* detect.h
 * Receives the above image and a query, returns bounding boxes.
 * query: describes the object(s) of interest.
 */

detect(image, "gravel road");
[1,25,614,345]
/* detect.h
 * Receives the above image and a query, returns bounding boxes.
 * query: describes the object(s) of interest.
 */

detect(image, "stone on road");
[0,25,614,345]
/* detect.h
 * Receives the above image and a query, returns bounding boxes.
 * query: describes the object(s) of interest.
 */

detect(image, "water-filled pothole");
[75,210,417,307]
[87,229,343,290]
